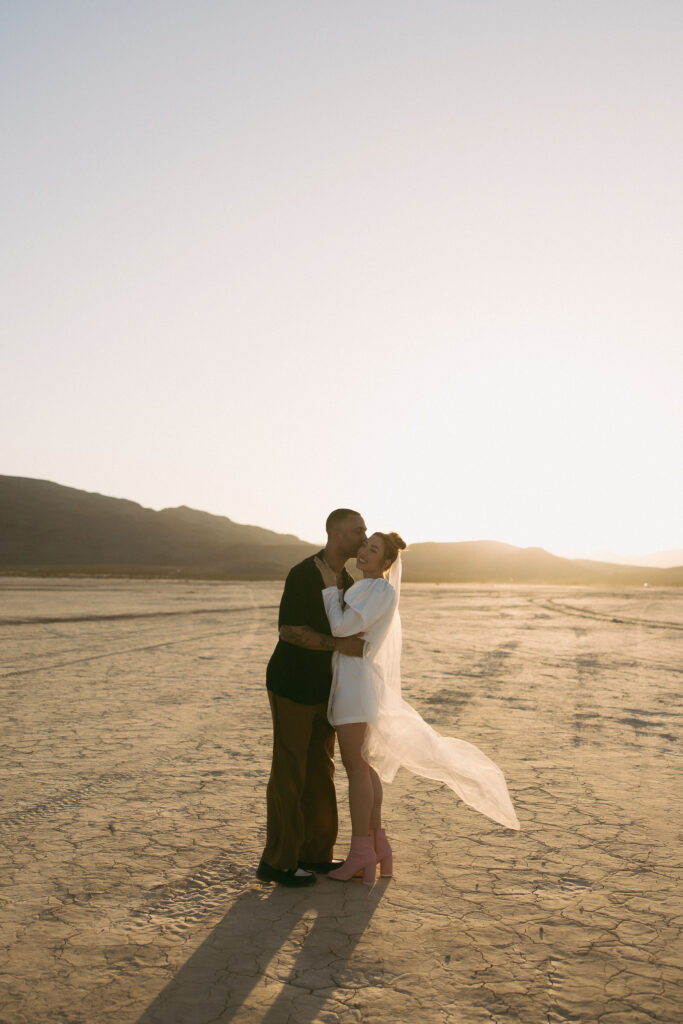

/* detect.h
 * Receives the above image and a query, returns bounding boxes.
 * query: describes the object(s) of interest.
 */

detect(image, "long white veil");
[362,553,520,831]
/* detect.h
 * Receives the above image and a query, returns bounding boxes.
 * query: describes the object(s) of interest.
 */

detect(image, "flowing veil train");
[361,554,520,831]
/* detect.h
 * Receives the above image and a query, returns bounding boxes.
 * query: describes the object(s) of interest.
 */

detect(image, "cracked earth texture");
[0,578,681,1024]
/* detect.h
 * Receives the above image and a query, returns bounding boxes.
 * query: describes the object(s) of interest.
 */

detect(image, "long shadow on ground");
[135,877,388,1024]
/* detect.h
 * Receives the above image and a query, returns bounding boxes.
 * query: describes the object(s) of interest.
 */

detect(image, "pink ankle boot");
[374,827,393,876]
[328,835,376,884]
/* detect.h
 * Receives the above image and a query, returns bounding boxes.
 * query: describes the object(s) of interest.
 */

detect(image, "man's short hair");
[326,508,361,534]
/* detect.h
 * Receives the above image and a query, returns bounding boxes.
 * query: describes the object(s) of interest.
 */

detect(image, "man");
[256,509,367,887]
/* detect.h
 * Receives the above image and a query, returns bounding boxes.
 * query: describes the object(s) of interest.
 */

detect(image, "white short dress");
[323,578,395,727]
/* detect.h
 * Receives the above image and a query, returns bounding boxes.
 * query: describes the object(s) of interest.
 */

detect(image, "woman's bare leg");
[369,767,383,831]
[336,722,374,835]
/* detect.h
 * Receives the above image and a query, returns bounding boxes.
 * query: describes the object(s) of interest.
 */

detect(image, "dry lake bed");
[0,578,681,1023]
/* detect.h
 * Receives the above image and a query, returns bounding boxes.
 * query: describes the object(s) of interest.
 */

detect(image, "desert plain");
[0,577,681,1024]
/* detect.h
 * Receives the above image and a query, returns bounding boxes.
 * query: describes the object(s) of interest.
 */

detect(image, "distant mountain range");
[576,549,683,569]
[1,476,681,586]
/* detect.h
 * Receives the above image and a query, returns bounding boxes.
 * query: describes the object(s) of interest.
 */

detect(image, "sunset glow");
[2,2,681,556]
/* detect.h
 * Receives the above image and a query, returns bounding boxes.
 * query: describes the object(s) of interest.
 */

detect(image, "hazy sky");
[2,1,681,555]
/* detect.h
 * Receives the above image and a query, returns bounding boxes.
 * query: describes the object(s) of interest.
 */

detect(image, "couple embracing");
[257,508,519,888]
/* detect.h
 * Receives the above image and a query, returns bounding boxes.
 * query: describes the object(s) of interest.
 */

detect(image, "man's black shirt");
[266,551,354,705]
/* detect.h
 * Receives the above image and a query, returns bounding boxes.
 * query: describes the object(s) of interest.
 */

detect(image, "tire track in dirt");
[130,851,256,934]
[0,772,135,832]
[0,614,275,680]
[531,598,683,632]
[0,603,278,627]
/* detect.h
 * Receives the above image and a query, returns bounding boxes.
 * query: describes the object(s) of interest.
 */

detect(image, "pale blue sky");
[2,1,681,554]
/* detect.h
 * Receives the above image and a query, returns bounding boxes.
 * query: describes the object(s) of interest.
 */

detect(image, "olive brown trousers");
[262,691,338,870]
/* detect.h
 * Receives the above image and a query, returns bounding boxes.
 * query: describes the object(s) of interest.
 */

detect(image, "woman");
[315,531,520,884]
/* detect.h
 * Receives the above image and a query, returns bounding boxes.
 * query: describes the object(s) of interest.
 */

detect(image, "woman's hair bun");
[375,531,406,565]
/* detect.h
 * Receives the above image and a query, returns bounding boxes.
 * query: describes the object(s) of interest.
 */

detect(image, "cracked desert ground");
[1,578,681,1024]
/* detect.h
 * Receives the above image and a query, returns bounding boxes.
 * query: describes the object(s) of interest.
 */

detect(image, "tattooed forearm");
[279,625,336,651]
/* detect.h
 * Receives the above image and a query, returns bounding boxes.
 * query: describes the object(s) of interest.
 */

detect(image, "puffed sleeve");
[321,579,395,637]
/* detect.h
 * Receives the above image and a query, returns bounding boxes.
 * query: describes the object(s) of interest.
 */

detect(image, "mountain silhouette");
[1,476,681,585]
[0,476,313,577]
[401,540,682,585]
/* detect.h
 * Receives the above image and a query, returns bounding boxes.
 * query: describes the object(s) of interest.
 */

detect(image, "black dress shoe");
[256,859,317,887]
[298,859,344,874]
